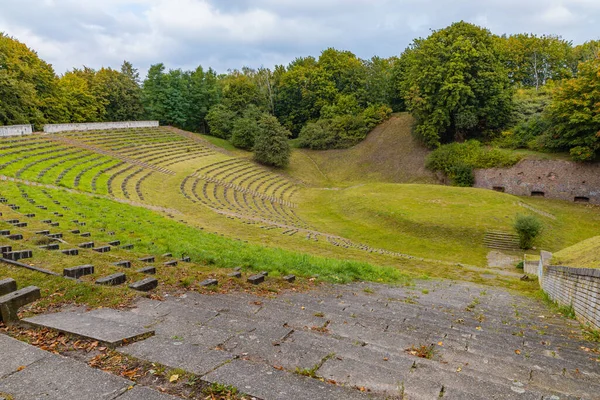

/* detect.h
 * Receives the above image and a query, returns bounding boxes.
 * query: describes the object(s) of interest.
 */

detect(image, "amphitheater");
[0,123,599,400]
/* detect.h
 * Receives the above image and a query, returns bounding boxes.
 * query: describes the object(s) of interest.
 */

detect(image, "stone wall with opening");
[0,125,33,137]
[43,121,159,134]
[474,159,600,204]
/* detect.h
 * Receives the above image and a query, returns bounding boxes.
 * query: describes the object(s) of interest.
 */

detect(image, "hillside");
[288,113,436,187]
[552,236,600,269]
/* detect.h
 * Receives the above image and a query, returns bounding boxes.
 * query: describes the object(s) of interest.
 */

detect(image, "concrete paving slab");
[203,359,378,400]
[0,354,132,400]
[119,336,234,376]
[23,311,154,347]
[0,334,50,378]
[117,385,183,400]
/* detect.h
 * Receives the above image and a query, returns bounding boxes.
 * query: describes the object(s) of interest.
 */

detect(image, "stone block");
[121,244,134,250]
[14,222,27,228]
[6,234,22,240]
[181,256,191,262]
[113,260,131,268]
[0,286,41,322]
[61,248,79,256]
[24,213,35,217]
[164,260,178,267]
[39,244,60,250]
[6,219,19,224]
[138,256,155,263]
[108,240,121,246]
[93,246,111,253]
[78,242,94,249]
[0,278,17,296]
[283,274,296,283]
[248,274,265,285]
[0,245,12,253]
[260,271,269,276]
[50,222,59,227]
[96,273,127,286]
[41,219,52,224]
[162,252,172,257]
[129,278,159,292]
[137,266,156,275]
[199,279,218,287]
[35,230,50,235]
[63,265,94,279]
[228,271,242,278]
[0,230,10,236]
[80,232,91,237]
[71,229,80,234]
[3,250,32,261]
[46,233,63,239]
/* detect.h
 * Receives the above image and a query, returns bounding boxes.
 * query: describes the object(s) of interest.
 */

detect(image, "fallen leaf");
[515,349,521,355]
[17,366,25,371]
[169,374,179,383]
[456,367,462,372]
[438,341,443,346]
[476,326,482,331]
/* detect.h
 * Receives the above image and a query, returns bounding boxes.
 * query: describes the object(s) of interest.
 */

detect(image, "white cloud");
[0,0,598,76]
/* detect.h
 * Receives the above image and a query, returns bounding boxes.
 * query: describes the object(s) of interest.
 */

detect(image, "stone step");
[203,358,375,400]
[63,265,94,279]
[0,278,17,296]
[23,311,155,347]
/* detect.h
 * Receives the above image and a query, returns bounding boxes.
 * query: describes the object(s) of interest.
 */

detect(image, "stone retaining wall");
[524,260,538,276]
[0,125,33,137]
[43,121,159,133]
[474,159,600,204]
[538,252,600,330]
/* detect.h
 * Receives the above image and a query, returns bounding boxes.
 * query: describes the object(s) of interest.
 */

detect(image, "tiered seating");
[180,157,308,230]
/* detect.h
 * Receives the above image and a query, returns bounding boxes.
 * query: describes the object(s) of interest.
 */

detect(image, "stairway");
[484,230,521,251]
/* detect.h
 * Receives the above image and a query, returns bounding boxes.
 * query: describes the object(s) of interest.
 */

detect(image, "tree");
[93,65,144,121]
[400,22,513,147]
[206,104,237,139]
[59,69,105,122]
[253,115,291,168]
[544,56,600,160]
[500,34,573,89]
[0,33,61,127]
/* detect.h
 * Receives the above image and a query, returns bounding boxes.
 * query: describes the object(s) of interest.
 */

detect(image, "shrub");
[449,164,474,187]
[426,140,521,186]
[231,117,259,150]
[362,104,392,130]
[206,104,237,139]
[253,115,291,168]
[514,214,543,249]
[569,146,595,162]
[298,120,336,150]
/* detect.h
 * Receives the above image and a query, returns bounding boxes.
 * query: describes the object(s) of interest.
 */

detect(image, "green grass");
[1,182,411,286]
[296,183,600,266]
[551,236,600,268]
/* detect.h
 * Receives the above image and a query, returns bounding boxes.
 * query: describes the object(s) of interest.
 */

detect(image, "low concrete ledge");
[43,121,159,133]
[0,286,41,322]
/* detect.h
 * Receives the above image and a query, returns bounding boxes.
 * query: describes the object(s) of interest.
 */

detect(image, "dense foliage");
[399,22,513,148]
[426,140,521,186]
[253,115,292,168]
[1,25,599,162]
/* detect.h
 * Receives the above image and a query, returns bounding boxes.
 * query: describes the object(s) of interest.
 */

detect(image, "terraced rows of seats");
[180,157,308,231]
[55,127,213,170]
[0,128,213,202]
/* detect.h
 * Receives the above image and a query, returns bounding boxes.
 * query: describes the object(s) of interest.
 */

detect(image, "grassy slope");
[287,113,436,187]
[551,236,600,269]
[296,183,600,266]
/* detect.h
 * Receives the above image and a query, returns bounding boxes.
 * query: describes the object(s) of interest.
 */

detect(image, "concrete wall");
[474,159,600,204]
[0,125,33,137]
[44,121,159,133]
[524,261,538,276]
[538,251,600,330]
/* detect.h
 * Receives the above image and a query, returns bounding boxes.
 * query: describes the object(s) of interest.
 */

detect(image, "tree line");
[1,22,599,168]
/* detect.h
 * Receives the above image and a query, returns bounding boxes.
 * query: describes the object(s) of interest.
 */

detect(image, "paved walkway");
[2,280,600,399]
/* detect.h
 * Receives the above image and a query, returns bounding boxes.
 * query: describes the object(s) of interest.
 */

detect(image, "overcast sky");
[1,0,599,76]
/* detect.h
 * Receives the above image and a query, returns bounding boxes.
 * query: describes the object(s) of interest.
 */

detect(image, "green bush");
[253,115,291,168]
[426,140,521,186]
[362,104,393,130]
[449,164,474,187]
[206,104,237,139]
[514,214,543,249]
[569,146,596,162]
[230,117,259,150]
